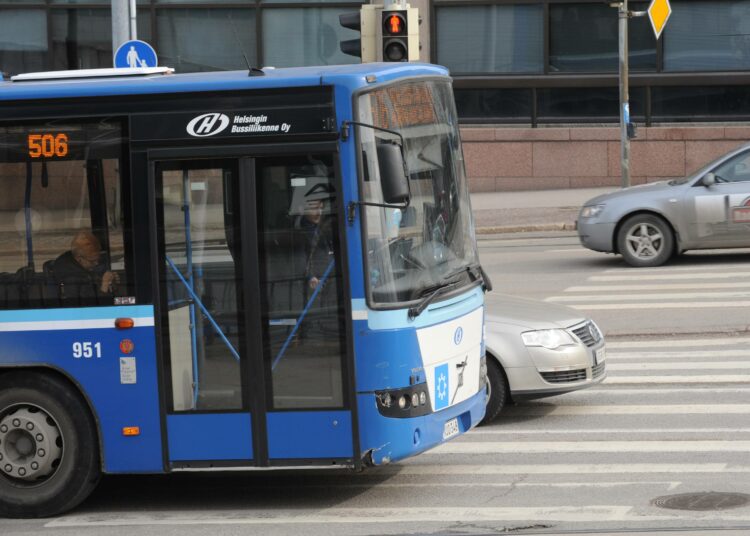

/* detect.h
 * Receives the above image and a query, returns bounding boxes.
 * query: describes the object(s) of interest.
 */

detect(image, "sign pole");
[618,0,630,189]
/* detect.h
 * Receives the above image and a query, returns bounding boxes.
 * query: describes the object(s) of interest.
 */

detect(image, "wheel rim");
[625,222,664,259]
[0,405,63,484]
[485,378,492,407]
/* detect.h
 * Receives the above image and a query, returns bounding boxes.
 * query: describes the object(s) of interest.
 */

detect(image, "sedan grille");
[540,369,586,383]
[592,361,606,378]
[570,321,602,348]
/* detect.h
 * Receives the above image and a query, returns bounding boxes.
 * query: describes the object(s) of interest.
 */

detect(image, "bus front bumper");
[357,388,486,466]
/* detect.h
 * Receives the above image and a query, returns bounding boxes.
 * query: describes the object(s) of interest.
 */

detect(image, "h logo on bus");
[186,113,230,137]
[434,363,449,410]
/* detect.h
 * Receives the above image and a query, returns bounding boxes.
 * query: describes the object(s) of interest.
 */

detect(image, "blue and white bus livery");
[0,63,488,517]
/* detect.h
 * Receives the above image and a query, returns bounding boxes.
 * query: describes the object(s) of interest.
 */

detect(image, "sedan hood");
[583,180,674,206]
[485,294,587,330]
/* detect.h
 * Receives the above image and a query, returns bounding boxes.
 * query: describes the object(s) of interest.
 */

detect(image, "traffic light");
[339,5,378,63]
[380,7,419,62]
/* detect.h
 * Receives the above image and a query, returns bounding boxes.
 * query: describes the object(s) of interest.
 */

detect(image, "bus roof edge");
[11,67,174,82]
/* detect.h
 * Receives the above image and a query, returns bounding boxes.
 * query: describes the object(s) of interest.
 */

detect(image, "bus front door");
[153,154,354,468]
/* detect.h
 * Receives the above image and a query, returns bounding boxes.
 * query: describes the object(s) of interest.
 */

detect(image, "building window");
[0,9,47,76]
[537,87,646,122]
[156,8,257,72]
[435,4,543,74]
[262,8,359,68]
[652,86,750,121]
[453,89,533,122]
[549,2,655,72]
[664,1,750,72]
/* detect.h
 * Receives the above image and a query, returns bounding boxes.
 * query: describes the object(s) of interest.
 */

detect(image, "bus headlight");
[375,384,432,418]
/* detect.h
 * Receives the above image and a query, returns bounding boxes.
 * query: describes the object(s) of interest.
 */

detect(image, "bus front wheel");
[0,372,100,518]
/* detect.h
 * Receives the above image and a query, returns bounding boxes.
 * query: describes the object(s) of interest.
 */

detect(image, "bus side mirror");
[377,142,410,205]
[702,172,716,187]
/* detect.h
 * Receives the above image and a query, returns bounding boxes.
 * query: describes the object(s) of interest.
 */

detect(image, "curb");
[476,222,577,235]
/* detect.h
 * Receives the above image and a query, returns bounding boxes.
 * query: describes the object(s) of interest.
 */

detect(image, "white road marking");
[431,440,750,454]
[568,301,750,310]
[565,282,750,292]
[606,351,750,360]
[590,387,750,394]
[607,338,750,349]
[548,291,750,302]
[505,404,750,415]
[604,263,750,274]
[43,506,750,527]
[471,428,750,435]
[590,272,750,281]
[608,361,750,370]
[563,281,750,292]
[268,481,682,490]
[396,463,749,475]
[605,375,750,384]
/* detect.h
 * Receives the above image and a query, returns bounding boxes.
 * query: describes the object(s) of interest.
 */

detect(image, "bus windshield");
[358,79,479,305]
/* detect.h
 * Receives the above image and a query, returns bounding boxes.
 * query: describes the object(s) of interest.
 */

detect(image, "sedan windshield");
[357,79,478,305]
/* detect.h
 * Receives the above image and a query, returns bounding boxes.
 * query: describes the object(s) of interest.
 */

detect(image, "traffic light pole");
[112,0,138,54]
[615,0,646,189]
[618,0,630,189]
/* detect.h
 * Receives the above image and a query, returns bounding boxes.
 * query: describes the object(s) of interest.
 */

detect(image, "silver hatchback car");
[578,143,750,267]
[482,294,606,424]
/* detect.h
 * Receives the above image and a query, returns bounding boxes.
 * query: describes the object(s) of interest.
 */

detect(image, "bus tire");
[480,357,507,425]
[0,371,100,518]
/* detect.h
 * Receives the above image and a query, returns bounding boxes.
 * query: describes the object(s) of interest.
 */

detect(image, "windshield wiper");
[442,263,493,292]
[408,280,460,320]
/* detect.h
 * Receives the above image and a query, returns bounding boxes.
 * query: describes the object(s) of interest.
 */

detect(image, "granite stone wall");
[460,126,750,192]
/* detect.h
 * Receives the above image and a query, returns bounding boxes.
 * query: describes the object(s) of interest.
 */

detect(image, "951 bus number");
[72,341,102,359]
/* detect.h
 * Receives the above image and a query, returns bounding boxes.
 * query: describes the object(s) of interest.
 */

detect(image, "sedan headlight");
[521,329,576,350]
[580,204,605,218]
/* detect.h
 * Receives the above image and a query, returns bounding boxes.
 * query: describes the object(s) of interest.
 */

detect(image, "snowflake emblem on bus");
[434,364,449,410]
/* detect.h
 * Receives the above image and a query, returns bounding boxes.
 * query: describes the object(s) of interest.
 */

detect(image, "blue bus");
[0,63,489,518]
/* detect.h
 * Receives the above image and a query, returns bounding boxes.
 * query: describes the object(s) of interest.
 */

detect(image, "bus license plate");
[443,418,459,440]
[594,347,606,365]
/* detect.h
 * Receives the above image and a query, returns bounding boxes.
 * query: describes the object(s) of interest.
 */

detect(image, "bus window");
[156,161,244,412]
[256,155,346,410]
[0,120,131,309]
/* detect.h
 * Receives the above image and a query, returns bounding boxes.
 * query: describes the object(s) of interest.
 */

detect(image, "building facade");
[2,0,749,190]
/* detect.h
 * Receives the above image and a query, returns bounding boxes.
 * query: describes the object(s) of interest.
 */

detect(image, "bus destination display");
[27,133,69,159]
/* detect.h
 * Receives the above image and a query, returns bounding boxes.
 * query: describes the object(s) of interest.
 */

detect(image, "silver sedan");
[578,143,750,267]
[482,294,606,424]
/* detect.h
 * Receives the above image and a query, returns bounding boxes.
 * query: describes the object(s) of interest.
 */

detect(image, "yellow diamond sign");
[648,0,672,40]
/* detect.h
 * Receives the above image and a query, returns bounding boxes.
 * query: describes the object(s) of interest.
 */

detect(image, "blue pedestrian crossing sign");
[114,40,158,69]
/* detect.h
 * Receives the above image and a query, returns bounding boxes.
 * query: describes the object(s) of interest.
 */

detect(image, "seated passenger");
[52,231,119,301]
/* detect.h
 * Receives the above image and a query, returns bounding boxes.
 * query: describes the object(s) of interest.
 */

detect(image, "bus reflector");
[115,318,135,329]
[122,427,140,436]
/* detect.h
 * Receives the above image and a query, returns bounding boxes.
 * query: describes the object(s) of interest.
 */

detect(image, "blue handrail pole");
[272,259,335,371]
[182,170,200,408]
[166,255,240,362]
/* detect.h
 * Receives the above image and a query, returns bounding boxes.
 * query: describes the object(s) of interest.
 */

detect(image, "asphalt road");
[1,233,749,536]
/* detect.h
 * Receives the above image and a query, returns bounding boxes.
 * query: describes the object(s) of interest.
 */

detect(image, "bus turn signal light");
[122,427,140,436]
[115,317,135,329]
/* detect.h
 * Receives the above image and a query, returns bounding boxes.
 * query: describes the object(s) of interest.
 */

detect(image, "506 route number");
[73,341,102,359]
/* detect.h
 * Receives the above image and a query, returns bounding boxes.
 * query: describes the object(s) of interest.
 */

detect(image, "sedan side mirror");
[702,172,716,187]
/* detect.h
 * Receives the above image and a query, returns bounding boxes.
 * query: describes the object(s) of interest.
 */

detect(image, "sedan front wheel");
[617,214,674,267]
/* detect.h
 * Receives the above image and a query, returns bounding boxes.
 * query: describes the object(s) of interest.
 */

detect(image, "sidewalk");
[470,187,617,234]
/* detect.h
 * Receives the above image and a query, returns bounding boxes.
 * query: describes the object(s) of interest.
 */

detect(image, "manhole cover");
[652,492,750,511]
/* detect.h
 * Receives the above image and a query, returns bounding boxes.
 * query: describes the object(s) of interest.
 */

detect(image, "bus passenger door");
[153,154,354,467]
[254,155,354,464]
[154,159,254,465]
